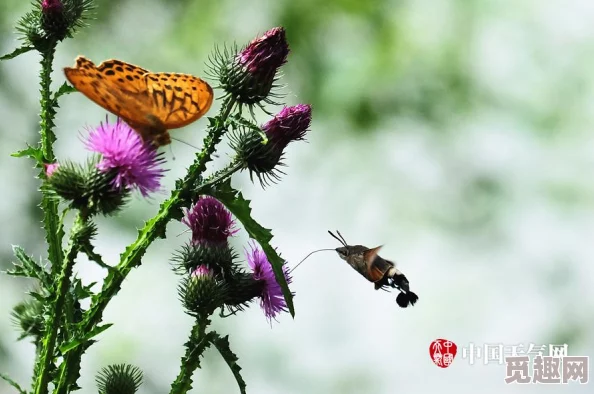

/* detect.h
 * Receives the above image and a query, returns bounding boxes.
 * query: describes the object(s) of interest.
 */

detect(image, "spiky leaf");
[0,373,26,394]
[0,46,34,61]
[60,324,113,354]
[210,333,247,394]
[6,246,51,286]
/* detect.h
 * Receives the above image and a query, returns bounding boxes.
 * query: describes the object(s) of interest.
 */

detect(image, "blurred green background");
[1,0,593,393]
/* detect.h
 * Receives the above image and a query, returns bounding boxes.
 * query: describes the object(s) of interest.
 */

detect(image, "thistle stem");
[169,318,213,394]
[38,44,65,278]
[32,43,67,394]
[198,159,244,191]
[34,213,83,394]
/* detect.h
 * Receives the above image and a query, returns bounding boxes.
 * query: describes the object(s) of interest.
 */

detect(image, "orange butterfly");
[64,56,214,147]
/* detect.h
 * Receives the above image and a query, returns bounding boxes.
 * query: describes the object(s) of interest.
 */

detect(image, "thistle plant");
[1,2,312,393]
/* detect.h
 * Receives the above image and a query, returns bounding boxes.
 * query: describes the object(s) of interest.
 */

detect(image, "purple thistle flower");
[44,163,59,177]
[85,118,166,197]
[263,104,312,151]
[239,27,289,77]
[246,242,292,322]
[182,196,238,245]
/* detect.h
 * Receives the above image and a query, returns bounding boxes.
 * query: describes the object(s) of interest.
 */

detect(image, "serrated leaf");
[0,46,33,61]
[11,144,42,162]
[169,330,217,393]
[27,291,49,304]
[52,82,77,105]
[59,323,113,354]
[210,333,246,394]
[71,278,95,300]
[0,373,26,394]
[7,246,50,286]
[205,179,295,317]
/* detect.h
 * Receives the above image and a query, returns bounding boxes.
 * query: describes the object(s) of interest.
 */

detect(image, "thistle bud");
[96,364,143,394]
[222,271,263,314]
[45,160,130,216]
[40,0,68,41]
[180,266,228,317]
[232,104,312,185]
[171,242,237,278]
[214,27,289,106]
[11,298,44,344]
[182,196,238,246]
[44,162,59,177]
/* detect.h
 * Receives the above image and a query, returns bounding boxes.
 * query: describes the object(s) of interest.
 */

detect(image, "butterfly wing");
[64,56,213,146]
[64,57,168,144]
[64,57,154,120]
[144,72,214,129]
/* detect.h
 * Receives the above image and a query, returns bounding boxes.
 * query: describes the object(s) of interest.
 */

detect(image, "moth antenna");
[290,248,335,273]
[328,230,346,246]
[336,230,348,246]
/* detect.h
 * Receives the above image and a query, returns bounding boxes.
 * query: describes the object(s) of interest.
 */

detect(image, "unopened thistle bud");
[180,266,228,317]
[44,162,60,177]
[96,364,143,394]
[222,271,263,314]
[231,104,312,185]
[171,242,237,278]
[11,298,45,344]
[213,27,289,106]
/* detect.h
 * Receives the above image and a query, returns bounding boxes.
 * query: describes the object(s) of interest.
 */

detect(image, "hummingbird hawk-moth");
[328,230,419,308]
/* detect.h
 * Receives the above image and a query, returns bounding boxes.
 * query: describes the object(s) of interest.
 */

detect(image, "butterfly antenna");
[171,137,219,158]
[290,248,335,273]
[176,229,191,237]
[168,144,176,161]
[328,230,347,247]
[171,137,201,151]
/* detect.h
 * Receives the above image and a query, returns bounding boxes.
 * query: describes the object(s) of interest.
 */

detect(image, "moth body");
[330,231,419,308]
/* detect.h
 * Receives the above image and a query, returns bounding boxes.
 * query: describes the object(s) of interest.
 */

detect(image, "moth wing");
[363,246,389,282]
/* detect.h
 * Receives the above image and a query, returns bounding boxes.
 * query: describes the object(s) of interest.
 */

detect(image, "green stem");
[53,99,237,394]
[39,47,57,160]
[38,44,65,278]
[31,43,66,393]
[169,319,213,394]
[34,213,84,394]
[199,159,244,190]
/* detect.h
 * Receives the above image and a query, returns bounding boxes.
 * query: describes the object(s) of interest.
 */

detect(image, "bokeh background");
[1,0,593,393]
